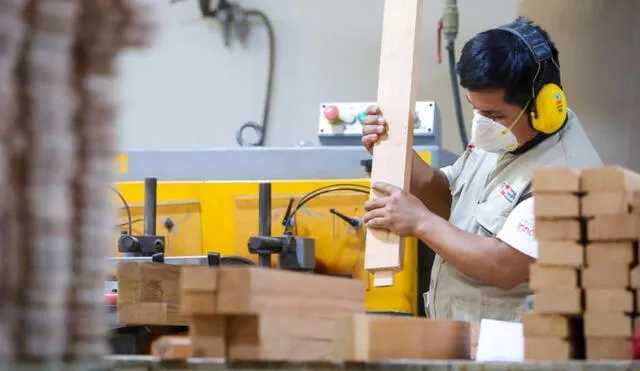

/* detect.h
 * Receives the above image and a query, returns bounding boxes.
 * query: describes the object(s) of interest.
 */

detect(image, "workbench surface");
[103,356,640,371]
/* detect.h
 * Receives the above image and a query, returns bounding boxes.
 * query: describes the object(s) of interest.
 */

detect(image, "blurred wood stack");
[580,166,640,359]
[525,168,585,360]
[0,0,153,363]
[116,262,186,326]
[179,266,366,361]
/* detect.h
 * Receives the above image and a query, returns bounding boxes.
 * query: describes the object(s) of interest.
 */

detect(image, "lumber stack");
[581,166,640,359]
[116,262,186,326]
[179,266,366,361]
[525,165,640,360]
[0,0,153,363]
[525,168,585,360]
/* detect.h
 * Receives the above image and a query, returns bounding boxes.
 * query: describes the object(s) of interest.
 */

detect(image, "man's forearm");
[409,151,452,220]
[414,213,533,290]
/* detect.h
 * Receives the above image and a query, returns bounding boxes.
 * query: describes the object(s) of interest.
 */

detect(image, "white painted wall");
[116,0,520,153]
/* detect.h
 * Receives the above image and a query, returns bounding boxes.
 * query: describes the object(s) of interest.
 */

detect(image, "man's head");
[457,18,561,146]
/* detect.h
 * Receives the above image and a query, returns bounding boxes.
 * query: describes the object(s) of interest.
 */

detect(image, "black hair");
[456,17,561,109]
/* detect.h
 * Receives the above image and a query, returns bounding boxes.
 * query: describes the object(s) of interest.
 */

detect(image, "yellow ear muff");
[530,83,568,134]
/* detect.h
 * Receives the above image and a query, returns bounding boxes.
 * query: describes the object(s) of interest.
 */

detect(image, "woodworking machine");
[107,101,458,351]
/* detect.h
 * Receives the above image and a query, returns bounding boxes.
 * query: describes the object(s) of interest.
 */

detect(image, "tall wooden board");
[364,0,423,287]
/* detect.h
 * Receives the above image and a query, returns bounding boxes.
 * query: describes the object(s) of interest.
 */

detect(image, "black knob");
[207,252,221,267]
[152,253,165,263]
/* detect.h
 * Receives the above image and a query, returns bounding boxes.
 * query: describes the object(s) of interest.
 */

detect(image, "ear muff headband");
[497,19,567,134]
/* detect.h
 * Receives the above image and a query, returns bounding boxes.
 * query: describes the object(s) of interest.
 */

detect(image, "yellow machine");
[110,100,458,316]
[110,150,449,316]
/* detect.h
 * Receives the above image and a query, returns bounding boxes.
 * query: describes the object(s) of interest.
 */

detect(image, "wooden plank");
[333,314,470,361]
[215,267,366,318]
[537,241,584,267]
[582,191,640,216]
[581,265,630,289]
[532,168,581,193]
[529,265,579,291]
[586,338,633,360]
[587,214,640,242]
[151,336,192,360]
[524,337,574,361]
[581,166,640,192]
[532,288,583,315]
[364,0,423,287]
[522,314,574,338]
[585,289,634,312]
[534,194,581,219]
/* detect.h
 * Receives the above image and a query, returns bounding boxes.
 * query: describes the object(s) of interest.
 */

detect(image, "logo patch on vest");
[498,182,518,203]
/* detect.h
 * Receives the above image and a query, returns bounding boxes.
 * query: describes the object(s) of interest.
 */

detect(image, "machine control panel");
[318,101,436,142]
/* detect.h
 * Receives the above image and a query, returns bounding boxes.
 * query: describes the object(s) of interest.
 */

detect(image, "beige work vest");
[427,110,602,322]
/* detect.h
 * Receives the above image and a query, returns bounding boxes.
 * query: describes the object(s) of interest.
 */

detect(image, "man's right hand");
[361,105,388,155]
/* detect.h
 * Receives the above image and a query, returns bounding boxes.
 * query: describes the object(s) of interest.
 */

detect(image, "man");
[360,18,602,322]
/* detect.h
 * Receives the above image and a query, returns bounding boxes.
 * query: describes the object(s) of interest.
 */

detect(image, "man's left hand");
[362,182,432,237]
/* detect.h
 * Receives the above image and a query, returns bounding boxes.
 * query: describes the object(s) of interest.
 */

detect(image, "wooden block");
[118,302,183,325]
[538,241,584,267]
[534,194,580,219]
[586,337,633,360]
[585,242,636,266]
[584,313,635,337]
[585,289,634,312]
[334,314,470,361]
[181,292,216,315]
[532,168,581,193]
[216,267,366,318]
[229,337,333,362]
[582,265,629,289]
[524,337,574,361]
[225,314,337,362]
[364,0,423,287]
[191,336,226,359]
[582,191,640,216]
[535,219,582,241]
[581,166,640,192]
[530,265,578,290]
[228,314,336,341]
[587,214,640,242]
[533,288,582,315]
[181,266,218,292]
[116,262,141,305]
[522,314,574,338]
[139,263,181,304]
[469,322,480,360]
[189,316,226,358]
[151,336,192,360]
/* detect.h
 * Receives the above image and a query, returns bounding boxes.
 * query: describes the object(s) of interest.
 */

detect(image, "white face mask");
[470,108,527,153]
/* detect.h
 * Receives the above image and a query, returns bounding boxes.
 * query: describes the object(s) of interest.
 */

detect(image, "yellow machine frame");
[112,152,433,315]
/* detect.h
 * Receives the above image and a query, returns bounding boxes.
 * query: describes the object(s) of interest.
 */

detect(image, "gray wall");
[117,0,639,172]
[520,0,640,172]
[116,0,519,153]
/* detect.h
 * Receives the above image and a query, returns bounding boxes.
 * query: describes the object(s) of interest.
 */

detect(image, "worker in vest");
[360,18,602,322]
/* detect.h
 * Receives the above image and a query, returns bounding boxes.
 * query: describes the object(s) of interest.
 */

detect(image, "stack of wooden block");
[179,266,366,361]
[116,262,186,326]
[525,168,585,360]
[580,166,640,359]
[525,165,640,360]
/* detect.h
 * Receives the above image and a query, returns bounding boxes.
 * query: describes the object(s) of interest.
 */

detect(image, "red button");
[323,105,340,121]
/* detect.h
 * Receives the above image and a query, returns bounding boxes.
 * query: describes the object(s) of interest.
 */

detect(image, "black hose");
[110,186,133,236]
[446,40,469,149]
[236,9,276,147]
